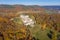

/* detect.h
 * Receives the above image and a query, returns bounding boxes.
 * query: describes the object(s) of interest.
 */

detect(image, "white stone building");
[20,14,35,27]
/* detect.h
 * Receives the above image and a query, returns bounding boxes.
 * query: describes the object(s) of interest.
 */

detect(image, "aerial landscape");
[0,0,60,40]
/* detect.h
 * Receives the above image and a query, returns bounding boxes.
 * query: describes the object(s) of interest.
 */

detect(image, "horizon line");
[0,4,60,6]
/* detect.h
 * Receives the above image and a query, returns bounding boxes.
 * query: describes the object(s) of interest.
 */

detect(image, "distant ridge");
[0,4,60,10]
[0,4,45,12]
[0,4,59,14]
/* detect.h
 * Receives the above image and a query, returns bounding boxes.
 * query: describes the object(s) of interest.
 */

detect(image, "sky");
[0,0,60,6]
